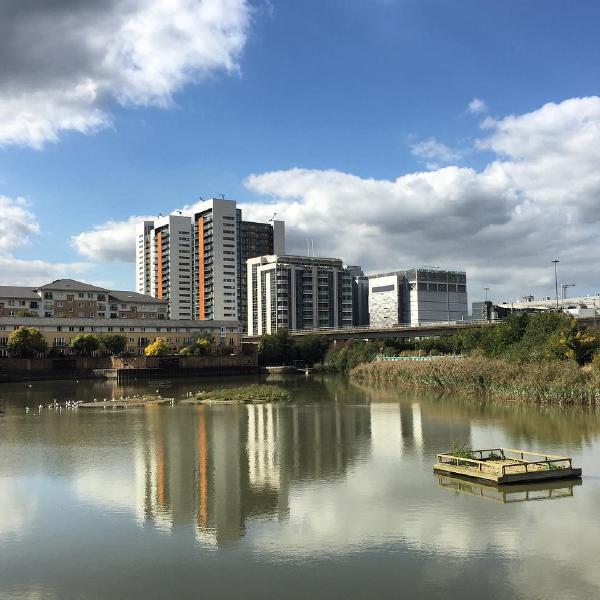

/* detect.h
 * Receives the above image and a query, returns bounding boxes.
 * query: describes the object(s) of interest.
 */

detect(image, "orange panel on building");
[197,218,205,319]
[156,231,163,299]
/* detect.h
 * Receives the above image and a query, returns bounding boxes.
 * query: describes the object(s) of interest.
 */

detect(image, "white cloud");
[71,216,151,263]
[243,96,600,300]
[0,0,251,148]
[71,96,600,302]
[0,196,39,253]
[0,257,90,286]
[410,137,463,167]
[0,195,91,285]
[468,97,488,114]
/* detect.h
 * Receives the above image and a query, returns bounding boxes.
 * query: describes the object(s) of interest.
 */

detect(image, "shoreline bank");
[350,356,600,404]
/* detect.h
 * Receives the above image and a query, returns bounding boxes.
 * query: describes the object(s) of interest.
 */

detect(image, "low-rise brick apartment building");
[0,279,168,320]
[0,279,243,357]
[0,317,241,357]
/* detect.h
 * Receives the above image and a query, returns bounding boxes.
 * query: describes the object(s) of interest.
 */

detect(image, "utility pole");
[552,259,560,311]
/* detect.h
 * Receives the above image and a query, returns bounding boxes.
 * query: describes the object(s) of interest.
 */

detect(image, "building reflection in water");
[135,402,372,546]
[133,388,478,545]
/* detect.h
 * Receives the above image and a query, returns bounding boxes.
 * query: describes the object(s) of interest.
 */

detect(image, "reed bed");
[350,356,600,404]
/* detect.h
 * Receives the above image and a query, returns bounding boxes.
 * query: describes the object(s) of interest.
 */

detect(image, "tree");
[144,337,172,357]
[545,319,599,365]
[70,334,100,356]
[7,327,47,358]
[180,335,213,356]
[100,334,128,356]
[15,309,37,317]
[258,328,296,366]
[296,334,331,366]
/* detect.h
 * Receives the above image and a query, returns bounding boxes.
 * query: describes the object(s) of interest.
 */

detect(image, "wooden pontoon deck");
[433,448,582,485]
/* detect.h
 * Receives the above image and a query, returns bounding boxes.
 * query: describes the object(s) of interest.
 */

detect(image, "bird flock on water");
[24,390,184,414]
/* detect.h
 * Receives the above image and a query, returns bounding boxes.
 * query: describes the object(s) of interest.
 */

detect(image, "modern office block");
[369,268,468,327]
[247,255,354,336]
[347,265,369,327]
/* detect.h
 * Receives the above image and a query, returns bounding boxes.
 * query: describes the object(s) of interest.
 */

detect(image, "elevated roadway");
[243,319,500,343]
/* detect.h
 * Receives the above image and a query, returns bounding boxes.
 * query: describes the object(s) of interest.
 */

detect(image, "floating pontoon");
[433,448,582,485]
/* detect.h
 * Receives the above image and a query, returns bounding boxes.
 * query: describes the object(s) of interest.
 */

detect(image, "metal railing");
[436,448,574,476]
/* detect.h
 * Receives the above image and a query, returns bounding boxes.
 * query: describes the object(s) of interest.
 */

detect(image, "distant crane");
[268,212,278,222]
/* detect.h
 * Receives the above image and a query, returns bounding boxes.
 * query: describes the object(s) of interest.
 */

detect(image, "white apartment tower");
[137,199,285,323]
[139,215,194,320]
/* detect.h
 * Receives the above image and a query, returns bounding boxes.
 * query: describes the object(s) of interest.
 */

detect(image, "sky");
[1,0,600,304]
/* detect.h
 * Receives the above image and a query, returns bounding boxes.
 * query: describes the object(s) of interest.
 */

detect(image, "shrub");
[144,337,172,357]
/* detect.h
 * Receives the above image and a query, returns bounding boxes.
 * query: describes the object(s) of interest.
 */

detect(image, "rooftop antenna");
[268,212,278,222]
[220,194,225,200]
[176,210,182,215]
[158,212,164,217]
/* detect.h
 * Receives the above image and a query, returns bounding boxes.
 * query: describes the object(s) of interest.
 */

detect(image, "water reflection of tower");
[368,395,470,457]
[136,400,372,545]
[277,404,371,485]
[137,405,272,546]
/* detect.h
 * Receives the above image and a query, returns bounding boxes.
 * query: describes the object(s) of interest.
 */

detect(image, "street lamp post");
[561,283,575,306]
[552,260,560,311]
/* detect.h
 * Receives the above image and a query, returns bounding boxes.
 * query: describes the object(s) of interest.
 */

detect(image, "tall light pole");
[552,259,560,311]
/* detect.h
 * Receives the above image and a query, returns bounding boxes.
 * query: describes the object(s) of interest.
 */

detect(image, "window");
[78,293,84,298]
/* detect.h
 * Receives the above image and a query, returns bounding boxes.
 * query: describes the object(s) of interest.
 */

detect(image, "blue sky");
[1,0,600,301]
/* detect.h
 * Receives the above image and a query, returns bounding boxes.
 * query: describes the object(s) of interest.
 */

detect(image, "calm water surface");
[1,375,599,600]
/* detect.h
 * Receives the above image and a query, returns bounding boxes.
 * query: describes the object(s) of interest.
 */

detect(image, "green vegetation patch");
[188,384,291,405]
